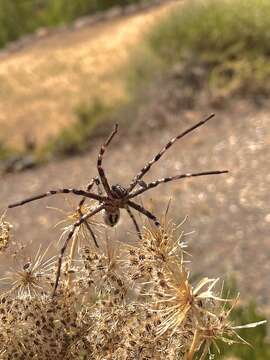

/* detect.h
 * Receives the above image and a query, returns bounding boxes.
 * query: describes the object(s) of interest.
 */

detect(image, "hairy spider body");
[102,184,129,226]
[111,184,129,199]
[8,114,228,296]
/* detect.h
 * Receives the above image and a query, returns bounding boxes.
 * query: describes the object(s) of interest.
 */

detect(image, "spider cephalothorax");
[111,184,129,199]
[8,114,228,295]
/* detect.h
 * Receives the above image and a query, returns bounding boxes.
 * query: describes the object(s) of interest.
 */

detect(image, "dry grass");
[0,2,179,149]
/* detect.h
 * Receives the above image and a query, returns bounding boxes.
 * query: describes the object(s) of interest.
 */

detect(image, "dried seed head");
[0,245,55,298]
[52,199,103,248]
[0,211,264,359]
[0,212,12,252]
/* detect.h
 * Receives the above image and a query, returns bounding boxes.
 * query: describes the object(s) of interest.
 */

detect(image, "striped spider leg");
[9,187,105,297]
[53,204,105,295]
[7,124,141,295]
[90,112,227,239]
[127,113,216,193]
[76,177,101,248]
[95,124,143,238]
[123,113,228,231]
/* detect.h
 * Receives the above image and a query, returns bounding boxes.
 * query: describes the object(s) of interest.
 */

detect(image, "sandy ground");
[0,1,179,148]
[1,103,269,314]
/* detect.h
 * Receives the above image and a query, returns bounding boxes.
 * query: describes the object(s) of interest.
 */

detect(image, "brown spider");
[8,113,228,296]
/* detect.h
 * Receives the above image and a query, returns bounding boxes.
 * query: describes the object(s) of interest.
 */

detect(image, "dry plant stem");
[67,232,78,289]
[76,178,100,248]
[186,328,200,360]
[52,204,105,297]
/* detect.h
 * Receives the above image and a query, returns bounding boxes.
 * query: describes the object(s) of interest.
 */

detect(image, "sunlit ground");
[0,2,179,148]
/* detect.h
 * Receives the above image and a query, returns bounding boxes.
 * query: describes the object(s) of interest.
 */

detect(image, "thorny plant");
[0,244,55,298]
[0,212,12,252]
[8,114,228,296]
[0,212,266,360]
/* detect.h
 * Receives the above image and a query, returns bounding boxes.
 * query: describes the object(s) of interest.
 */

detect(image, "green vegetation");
[0,0,151,48]
[2,0,270,164]
[0,99,117,171]
[53,0,270,158]
[0,141,15,161]
[27,0,270,159]
[129,0,270,101]
[43,99,113,158]
[220,301,270,359]
[204,278,270,359]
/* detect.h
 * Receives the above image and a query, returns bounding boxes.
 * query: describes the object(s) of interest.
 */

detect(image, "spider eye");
[103,210,120,227]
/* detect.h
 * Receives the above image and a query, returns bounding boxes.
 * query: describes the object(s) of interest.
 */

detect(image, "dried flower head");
[0,209,265,359]
[52,198,102,247]
[186,295,267,360]
[0,212,12,252]
[0,245,55,298]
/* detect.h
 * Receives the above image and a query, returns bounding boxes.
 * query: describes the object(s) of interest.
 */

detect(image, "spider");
[8,113,228,296]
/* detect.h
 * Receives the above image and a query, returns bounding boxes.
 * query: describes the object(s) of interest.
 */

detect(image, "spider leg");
[95,177,104,197]
[127,200,160,227]
[8,189,105,208]
[127,113,215,193]
[128,170,228,199]
[76,177,100,248]
[97,123,118,197]
[77,177,97,209]
[52,204,105,297]
[75,180,97,246]
[126,206,142,240]
[78,177,103,210]
[78,208,99,248]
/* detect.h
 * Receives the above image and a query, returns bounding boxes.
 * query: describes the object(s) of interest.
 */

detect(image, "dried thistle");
[51,198,102,250]
[78,236,130,303]
[50,199,104,289]
[0,245,55,298]
[0,212,12,252]
[0,210,265,359]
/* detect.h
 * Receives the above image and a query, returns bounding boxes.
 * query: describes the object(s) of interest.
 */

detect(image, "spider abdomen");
[103,209,120,227]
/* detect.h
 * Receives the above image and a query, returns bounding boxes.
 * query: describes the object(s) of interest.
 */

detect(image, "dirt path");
[1,103,270,312]
[0,1,179,148]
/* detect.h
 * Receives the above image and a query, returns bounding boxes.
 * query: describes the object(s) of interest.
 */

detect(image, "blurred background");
[0,0,269,357]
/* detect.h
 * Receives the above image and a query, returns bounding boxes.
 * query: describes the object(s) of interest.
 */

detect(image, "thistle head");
[0,212,12,252]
